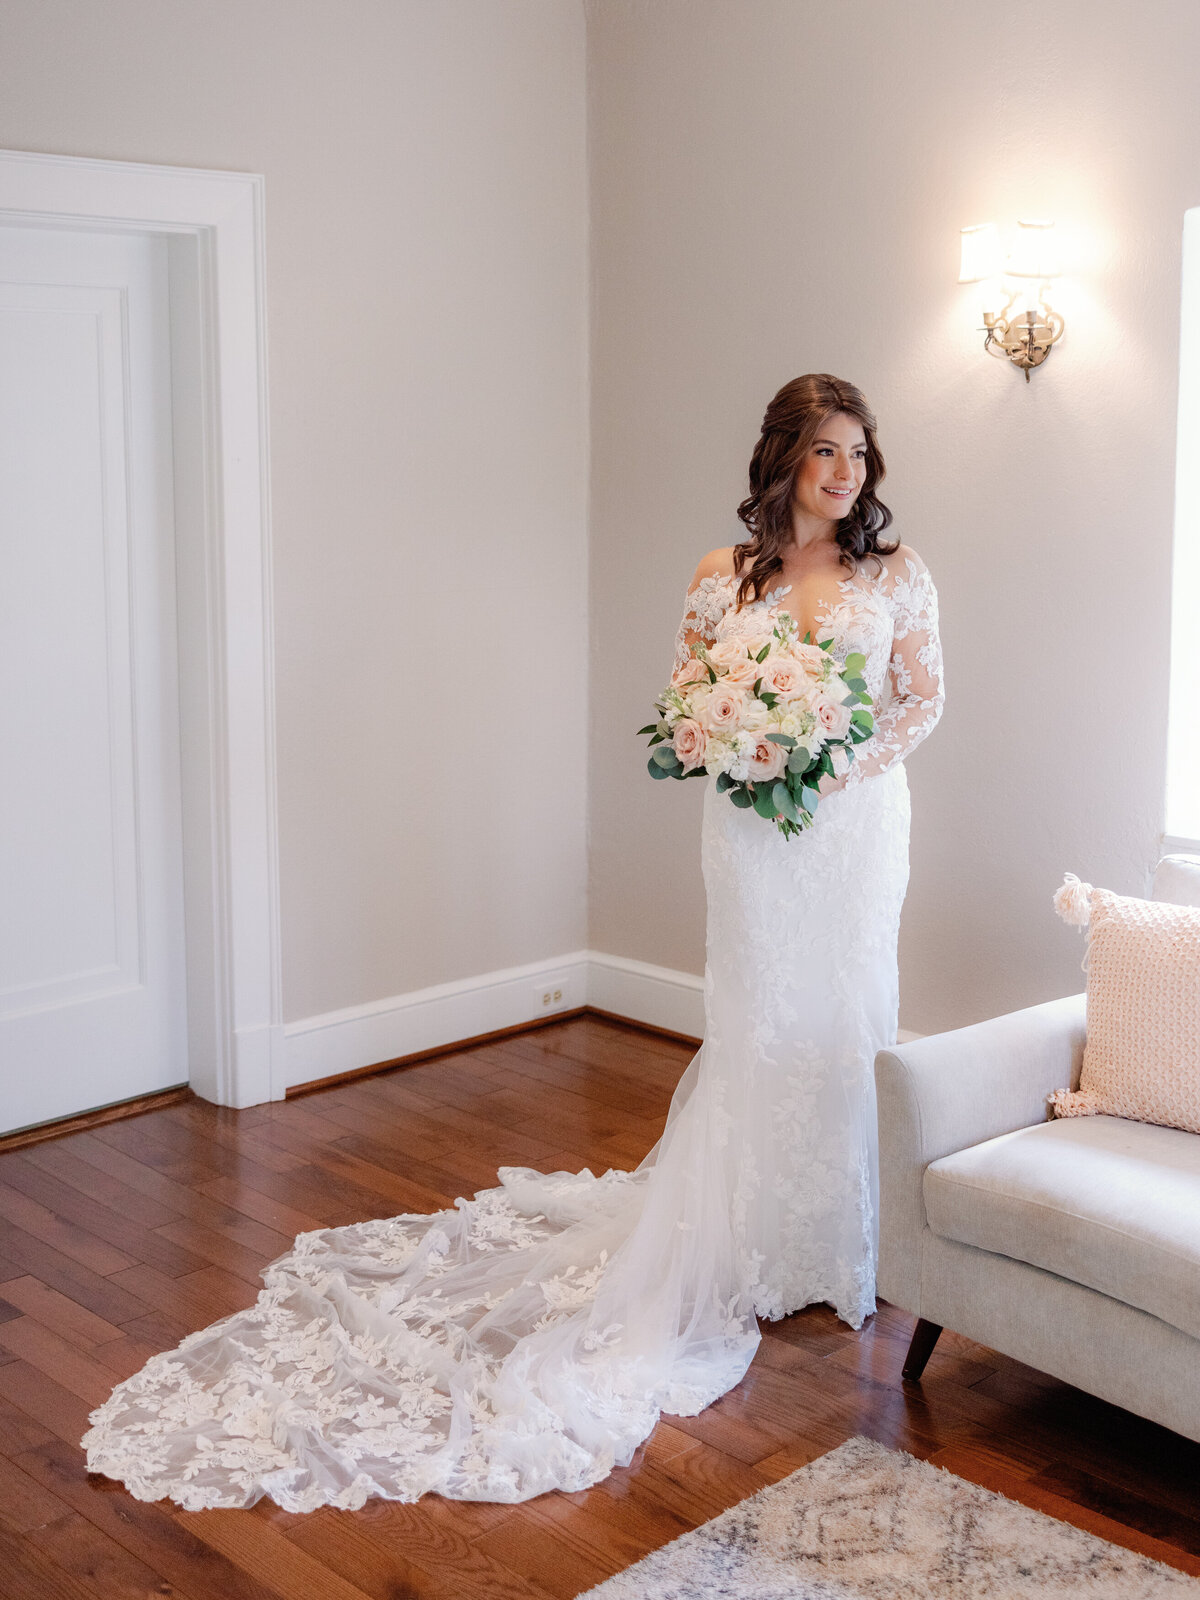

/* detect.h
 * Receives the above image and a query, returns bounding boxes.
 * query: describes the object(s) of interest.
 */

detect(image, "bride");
[84,373,943,1512]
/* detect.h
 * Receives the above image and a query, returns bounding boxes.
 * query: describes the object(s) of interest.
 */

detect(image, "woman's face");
[792,411,868,523]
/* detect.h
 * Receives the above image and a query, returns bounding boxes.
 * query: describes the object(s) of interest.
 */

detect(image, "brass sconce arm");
[980,291,1065,381]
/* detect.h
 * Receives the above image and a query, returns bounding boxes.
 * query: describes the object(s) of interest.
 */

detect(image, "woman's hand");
[816,768,849,799]
[815,746,853,799]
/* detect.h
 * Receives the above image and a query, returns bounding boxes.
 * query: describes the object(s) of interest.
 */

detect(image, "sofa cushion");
[1052,882,1200,1135]
[924,1115,1200,1341]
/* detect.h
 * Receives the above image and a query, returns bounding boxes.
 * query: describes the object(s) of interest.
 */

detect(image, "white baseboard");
[282,950,918,1092]
[282,952,590,1091]
[584,951,704,1040]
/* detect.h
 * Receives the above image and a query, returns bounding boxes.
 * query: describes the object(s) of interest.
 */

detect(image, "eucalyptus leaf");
[729,786,753,809]
[844,651,866,673]
[752,786,779,819]
[787,747,811,773]
[766,733,796,748]
[648,757,670,779]
[802,785,821,811]
[716,771,734,791]
[652,746,678,769]
[772,782,799,822]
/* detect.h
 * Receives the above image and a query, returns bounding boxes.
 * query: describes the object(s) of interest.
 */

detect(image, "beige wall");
[4,0,1195,1042]
[587,0,1197,1032]
[0,0,590,1022]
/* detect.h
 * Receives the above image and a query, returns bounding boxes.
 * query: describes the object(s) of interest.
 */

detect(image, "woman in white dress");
[83,373,943,1512]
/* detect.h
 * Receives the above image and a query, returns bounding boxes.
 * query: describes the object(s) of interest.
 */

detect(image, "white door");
[0,224,187,1133]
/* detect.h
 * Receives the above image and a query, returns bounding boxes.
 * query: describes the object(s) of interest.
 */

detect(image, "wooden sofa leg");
[902,1318,943,1381]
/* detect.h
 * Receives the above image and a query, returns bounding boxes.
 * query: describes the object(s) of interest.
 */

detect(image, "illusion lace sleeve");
[845,556,944,787]
[672,573,736,671]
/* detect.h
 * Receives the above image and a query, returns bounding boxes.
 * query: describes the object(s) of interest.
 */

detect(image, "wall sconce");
[959,219,1065,381]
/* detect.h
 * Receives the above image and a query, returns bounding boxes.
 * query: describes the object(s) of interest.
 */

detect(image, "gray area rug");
[580,1436,1198,1598]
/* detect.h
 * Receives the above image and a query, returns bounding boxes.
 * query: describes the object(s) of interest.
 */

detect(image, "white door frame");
[0,148,283,1109]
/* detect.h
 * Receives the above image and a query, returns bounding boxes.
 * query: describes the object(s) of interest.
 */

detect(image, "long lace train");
[82,768,910,1511]
[83,553,939,1511]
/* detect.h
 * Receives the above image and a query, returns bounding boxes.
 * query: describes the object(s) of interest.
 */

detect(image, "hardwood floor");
[1,1013,1197,1597]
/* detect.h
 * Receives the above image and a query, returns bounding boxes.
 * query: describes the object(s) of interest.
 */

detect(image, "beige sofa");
[875,855,1200,1445]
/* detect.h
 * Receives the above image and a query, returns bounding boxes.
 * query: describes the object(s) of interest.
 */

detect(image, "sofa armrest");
[874,991,1086,1312]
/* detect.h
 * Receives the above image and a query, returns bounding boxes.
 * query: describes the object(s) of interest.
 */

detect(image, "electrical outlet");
[534,978,570,1013]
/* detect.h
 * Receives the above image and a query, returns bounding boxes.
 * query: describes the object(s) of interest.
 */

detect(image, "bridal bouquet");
[639,612,874,838]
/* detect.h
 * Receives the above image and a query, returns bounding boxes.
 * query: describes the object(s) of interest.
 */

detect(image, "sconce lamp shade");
[958,222,1001,283]
[1007,219,1060,278]
[960,216,1066,380]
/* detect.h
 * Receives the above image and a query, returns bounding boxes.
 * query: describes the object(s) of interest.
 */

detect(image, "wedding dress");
[83,554,943,1512]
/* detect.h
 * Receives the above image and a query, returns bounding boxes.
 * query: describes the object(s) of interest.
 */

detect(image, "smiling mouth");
[823,488,853,497]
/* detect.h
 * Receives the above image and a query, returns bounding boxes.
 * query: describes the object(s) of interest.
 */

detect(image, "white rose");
[743,697,772,731]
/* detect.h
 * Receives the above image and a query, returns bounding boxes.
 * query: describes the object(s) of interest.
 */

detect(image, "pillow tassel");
[1049,1088,1099,1119]
[1053,872,1093,927]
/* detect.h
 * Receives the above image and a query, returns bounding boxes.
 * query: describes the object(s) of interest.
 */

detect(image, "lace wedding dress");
[83,554,943,1512]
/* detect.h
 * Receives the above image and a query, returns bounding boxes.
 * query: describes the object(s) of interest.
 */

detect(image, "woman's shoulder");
[867,542,938,630]
[861,542,933,598]
[677,547,740,642]
[874,541,928,580]
[686,545,739,590]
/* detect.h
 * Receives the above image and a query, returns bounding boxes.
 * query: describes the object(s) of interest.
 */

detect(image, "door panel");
[0,226,187,1132]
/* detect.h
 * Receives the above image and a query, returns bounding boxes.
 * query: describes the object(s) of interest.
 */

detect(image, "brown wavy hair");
[733,373,896,606]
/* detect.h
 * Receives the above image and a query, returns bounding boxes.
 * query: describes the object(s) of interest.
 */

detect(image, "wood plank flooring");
[1,1013,1198,1597]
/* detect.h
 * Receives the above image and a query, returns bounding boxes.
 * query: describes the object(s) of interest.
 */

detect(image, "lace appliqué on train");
[84,550,940,1513]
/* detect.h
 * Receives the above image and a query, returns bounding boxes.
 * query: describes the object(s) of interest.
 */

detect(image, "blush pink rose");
[722,655,761,686]
[745,735,786,784]
[672,655,709,689]
[817,699,852,740]
[787,642,830,678]
[707,638,751,669]
[671,718,707,772]
[702,685,749,733]
[760,657,807,697]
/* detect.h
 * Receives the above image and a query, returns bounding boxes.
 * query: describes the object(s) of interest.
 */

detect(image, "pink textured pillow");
[1051,877,1200,1134]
